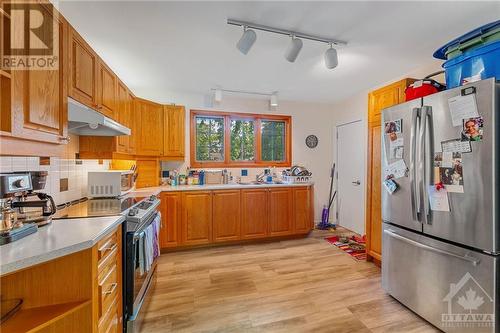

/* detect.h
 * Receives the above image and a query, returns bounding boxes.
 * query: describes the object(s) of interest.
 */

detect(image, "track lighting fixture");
[228,19,347,69]
[284,36,303,63]
[236,26,257,55]
[214,88,222,103]
[324,43,338,69]
[270,93,278,107]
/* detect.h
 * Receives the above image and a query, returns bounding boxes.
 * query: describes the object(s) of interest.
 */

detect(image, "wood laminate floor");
[140,228,440,333]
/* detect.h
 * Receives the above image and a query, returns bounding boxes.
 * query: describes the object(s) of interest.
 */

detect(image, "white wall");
[160,94,336,223]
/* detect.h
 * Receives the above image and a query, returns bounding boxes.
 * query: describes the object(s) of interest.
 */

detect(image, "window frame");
[190,110,292,168]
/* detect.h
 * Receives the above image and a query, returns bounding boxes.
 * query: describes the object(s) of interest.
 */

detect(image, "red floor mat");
[325,236,367,261]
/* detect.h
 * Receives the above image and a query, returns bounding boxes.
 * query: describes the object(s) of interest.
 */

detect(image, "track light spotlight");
[324,43,338,69]
[284,36,303,62]
[236,26,257,55]
[270,93,278,107]
[214,89,222,103]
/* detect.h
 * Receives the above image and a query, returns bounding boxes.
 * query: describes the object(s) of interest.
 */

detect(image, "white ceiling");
[57,1,500,104]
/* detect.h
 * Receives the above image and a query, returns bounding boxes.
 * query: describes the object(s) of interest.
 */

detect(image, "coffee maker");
[0,173,38,245]
[12,171,57,226]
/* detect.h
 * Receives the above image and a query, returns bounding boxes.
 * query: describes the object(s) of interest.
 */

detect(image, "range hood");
[67,97,131,136]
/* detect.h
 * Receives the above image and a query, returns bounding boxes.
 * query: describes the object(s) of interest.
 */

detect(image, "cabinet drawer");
[98,295,119,333]
[98,261,119,320]
[97,231,119,269]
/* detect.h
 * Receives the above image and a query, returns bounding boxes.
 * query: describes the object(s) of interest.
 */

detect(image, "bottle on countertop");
[222,169,229,184]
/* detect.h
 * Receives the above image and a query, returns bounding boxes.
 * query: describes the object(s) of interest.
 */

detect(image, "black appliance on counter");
[0,172,58,244]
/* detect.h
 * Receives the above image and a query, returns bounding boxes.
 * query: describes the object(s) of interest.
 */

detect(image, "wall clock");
[305,135,318,148]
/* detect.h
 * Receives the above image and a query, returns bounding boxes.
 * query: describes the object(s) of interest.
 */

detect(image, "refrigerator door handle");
[410,107,421,221]
[421,106,434,225]
[418,106,427,224]
[384,229,481,266]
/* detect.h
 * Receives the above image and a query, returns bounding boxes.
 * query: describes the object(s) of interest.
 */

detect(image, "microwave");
[88,170,135,198]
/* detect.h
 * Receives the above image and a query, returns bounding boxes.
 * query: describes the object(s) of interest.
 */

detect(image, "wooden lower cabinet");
[181,191,213,246]
[160,192,181,248]
[159,186,314,250]
[0,226,122,333]
[213,190,241,242]
[293,187,314,233]
[241,189,269,239]
[269,188,293,236]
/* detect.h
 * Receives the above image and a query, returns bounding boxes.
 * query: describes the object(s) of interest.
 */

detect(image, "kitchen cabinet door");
[367,124,382,260]
[68,26,98,108]
[9,4,68,144]
[293,187,313,233]
[127,92,136,154]
[181,192,212,246]
[212,190,241,243]
[160,192,181,248]
[135,159,159,188]
[269,188,293,236]
[97,60,116,119]
[136,98,163,156]
[163,105,185,158]
[241,189,268,239]
[116,82,129,153]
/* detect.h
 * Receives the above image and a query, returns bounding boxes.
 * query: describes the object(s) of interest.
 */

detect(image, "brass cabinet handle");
[99,242,117,253]
[103,282,118,295]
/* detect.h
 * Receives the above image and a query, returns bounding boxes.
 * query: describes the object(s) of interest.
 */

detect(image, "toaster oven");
[88,170,135,198]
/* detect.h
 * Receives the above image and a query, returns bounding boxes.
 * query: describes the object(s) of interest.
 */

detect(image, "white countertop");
[130,182,314,196]
[0,215,125,276]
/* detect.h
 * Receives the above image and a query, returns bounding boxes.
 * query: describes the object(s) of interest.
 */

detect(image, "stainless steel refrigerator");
[381,78,499,333]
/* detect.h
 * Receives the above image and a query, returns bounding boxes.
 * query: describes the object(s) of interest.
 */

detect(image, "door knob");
[352,180,360,185]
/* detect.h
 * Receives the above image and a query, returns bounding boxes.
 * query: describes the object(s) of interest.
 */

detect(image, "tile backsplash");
[0,156,110,205]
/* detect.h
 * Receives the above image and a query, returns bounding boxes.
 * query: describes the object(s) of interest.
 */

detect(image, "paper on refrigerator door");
[448,94,479,127]
[384,159,408,179]
[389,137,404,159]
[428,186,450,212]
[441,139,472,153]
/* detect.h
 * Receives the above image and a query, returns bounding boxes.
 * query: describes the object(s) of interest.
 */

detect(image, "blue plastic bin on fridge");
[434,20,500,89]
[442,40,500,88]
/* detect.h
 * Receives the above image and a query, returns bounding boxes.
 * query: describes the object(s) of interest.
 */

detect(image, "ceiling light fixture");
[236,26,257,55]
[270,92,278,107]
[324,43,338,69]
[228,18,347,69]
[214,88,222,103]
[284,36,303,63]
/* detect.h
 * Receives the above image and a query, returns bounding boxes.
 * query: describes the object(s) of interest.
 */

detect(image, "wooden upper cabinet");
[181,191,212,246]
[127,92,137,154]
[241,189,268,239]
[97,60,116,119]
[136,98,163,156]
[160,192,181,248]
[68,26,98,108]
[116,82,129,153]
[269,188,293,237]
[368,78,414,124]
[163,105,185,158]
[212,190,241,243]
[9,4,68,144]
[135,159,159,188]
[293,187,313,233]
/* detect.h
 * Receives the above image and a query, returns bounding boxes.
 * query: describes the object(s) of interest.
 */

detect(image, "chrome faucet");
[256,170,269,182]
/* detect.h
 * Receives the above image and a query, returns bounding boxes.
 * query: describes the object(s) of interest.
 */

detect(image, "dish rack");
[281,175,312,184]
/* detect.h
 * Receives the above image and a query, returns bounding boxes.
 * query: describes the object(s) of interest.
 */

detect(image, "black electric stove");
[52,196,145,220]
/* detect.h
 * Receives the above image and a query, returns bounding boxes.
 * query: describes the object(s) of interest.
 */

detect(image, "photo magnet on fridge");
[384,119,402,135]
[461,117,483,142]
[434,152,464,193]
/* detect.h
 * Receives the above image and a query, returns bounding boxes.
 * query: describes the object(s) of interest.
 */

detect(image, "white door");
[337,120,365,235]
